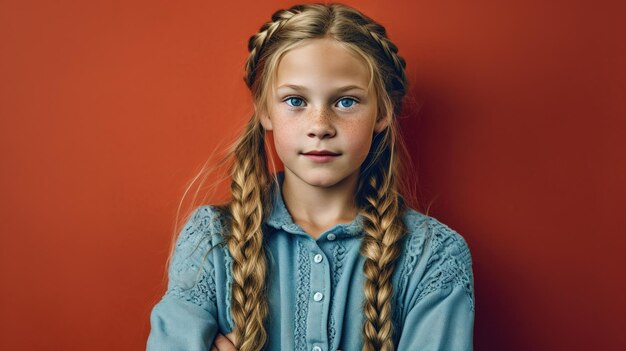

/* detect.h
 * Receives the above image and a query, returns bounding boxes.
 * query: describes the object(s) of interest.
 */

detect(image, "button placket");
[306,244,331,351]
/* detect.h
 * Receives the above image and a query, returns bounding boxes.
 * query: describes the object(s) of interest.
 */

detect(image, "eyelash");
[283,96,359,110]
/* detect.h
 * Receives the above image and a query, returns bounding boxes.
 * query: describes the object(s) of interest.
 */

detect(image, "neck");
[281,171,359,229]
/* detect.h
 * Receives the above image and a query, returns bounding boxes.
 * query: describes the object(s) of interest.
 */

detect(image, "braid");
[244,8,301,89]
[361,23,407,117]
[227,119,271,351]
[359,132,408,351]
[354,24,410,349]
[367,27,406,84]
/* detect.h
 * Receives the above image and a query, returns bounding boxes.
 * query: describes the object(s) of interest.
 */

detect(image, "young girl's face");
[260,37,388,190]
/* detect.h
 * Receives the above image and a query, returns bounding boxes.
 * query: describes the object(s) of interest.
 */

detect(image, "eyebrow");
[276,84,367,93]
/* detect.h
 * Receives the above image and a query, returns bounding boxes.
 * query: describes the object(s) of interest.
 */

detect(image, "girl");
[147,3,474,351]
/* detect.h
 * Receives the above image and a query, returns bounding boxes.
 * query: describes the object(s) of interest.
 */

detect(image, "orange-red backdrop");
[1,0,624,350]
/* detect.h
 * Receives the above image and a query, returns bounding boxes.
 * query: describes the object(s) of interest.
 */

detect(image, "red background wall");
[1,0,624,350]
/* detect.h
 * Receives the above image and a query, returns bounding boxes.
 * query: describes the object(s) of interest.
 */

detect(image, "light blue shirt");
[147,172,475,350]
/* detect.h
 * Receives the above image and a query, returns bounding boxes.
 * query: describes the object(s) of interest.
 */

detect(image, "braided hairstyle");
[228,3,410,350]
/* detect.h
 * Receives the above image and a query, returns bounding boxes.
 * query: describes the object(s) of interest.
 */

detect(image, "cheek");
[271,127,297,157]
[354,136,374,161]
[344,122,375,157]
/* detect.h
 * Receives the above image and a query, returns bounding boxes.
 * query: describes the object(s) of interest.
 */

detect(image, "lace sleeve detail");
[414,217,475,311]
[164,206,221,312]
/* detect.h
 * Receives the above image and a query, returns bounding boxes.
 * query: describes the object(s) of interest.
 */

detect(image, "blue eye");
[285,97,305,107]
[337,98,357,108]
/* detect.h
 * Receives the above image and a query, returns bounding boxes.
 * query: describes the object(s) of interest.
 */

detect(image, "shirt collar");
[265,171,365,239]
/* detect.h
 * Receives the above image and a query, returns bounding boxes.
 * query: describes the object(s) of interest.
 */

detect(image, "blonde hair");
[227,4,407,351]
[167,3,424,351]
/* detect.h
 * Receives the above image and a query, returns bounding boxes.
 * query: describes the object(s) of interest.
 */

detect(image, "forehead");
[273,38,372,90]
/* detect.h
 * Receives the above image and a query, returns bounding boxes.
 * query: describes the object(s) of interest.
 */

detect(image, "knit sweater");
[147,172,475,351]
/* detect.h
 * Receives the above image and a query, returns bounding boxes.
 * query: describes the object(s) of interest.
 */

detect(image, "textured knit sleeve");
[396,219,475,351]
[146,206,222,351]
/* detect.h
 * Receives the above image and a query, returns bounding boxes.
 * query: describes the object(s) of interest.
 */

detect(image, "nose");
[307,106,336,139]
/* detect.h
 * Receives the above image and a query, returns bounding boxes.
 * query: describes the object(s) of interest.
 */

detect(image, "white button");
[312,347,322,351]
[313,254,323,263]
[327,233,336,241]
[313,292,324,301]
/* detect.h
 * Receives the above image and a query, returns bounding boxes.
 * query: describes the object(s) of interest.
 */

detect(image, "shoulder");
[397,208,474,309]
[181,205,228,236]
[176,205,229,248]
[401,208,472,268]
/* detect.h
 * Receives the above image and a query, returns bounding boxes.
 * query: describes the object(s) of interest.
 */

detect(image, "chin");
[301,171,353,189]
[307,178,341,188]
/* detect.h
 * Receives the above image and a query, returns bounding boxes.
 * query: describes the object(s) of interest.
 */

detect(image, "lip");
[301,150,341,163]
[302,150,341,156]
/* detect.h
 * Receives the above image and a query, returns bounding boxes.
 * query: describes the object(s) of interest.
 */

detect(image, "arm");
[396,223,475,351]
[147,206,222,351]
[396,285,474,350]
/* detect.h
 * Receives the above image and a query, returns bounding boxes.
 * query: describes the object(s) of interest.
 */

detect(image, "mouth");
[301,150,341,163]
[301,150,341,156]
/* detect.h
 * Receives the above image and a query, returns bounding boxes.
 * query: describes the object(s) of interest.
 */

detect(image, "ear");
[374,113,390,133]
[256,104,273,131]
